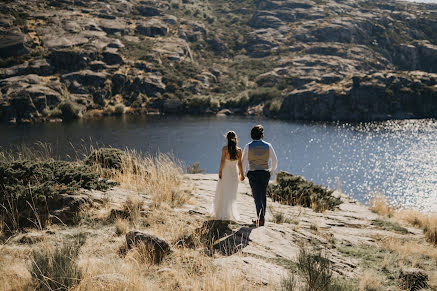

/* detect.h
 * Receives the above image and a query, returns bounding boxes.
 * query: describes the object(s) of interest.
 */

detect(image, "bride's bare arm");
[237,149,245,181]
[219,147,226,179]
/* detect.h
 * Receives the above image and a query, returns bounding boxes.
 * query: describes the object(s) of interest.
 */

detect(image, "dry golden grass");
[369,194,394,217]
[0,243,35,290]
[82,109,105,119]
[123,194,143,223]
[380,237,437,264]
[91,149,189,208]
[73,221,255,291]
[115,218,130,236]
[0,145,264,290]
[358,269,384,291]
[370,194,437,246]
[76,256,156,291]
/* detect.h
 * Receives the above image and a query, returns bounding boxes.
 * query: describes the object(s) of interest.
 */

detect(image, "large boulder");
[136,5,162,17]
[62,70,109,90]
[136,19,168,37]
[7,92,40,122]
[41,33,89,49]
[102,51,124,65]
[245,29,285,57]
[48,194,93,225]
[0,59,53,79]
[99,18,128,35]
[126,231,171,264]
[0,74,65,122]
[0,32,30,57]
[127,73,165,97]
[249,12,284,29]
[154,37,191,62]
[48,50,92,72]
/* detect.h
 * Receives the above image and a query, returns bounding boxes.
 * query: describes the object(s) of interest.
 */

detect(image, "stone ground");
[178,174,430,288]
[1,173,436,290]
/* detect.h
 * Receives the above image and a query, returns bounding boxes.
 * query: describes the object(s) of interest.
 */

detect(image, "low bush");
[265,98,283,116]
[298,247,333,291]
[30,234,85,290]
[114,103,126,116]
[267,171,342,212]
[248,87,281,105]
[184,96,212,113]
[186,162,205,174]
[222,94,249,109]
[58,101,81,121]
[0,160,117,232]
[424,224,437,245]
[85,148,130,170]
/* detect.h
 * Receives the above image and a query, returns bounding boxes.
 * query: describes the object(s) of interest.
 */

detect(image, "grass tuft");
[186,162,205,174]
[370,194,393,217]
[115,218,130,235]
[358,269,384,291]
[30,233,85,290]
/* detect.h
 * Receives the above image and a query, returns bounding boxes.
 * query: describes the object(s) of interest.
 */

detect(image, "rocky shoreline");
[1,0,437,123]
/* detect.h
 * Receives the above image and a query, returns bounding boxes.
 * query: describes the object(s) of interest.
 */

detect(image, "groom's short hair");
[251,125,264,140]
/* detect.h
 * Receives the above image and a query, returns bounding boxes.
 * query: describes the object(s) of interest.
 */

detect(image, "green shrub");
[42,107,62,118]
[297,247,357,290]
[222,94,249,109]
[0,160,117,231]
[31,234,85,290]
[85,148,128,170]
[298,247,333,291]
[58,101,81,121]
[268,98,282,113]
[114,104,126,116]
[184,96,212,113]
[186,162,205,174]
[248,87,281,105]
[280,272,298,291]
[267,171,342,212]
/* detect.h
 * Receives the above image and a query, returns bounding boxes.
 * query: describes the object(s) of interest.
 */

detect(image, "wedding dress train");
[213,158,240,221]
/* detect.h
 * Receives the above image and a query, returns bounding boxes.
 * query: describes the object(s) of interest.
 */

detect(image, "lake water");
[1,116,436,213]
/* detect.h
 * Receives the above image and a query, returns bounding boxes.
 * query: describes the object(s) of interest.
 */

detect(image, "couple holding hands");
[213,125,277,227]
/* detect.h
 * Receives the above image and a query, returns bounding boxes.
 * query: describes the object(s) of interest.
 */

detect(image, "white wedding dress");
[212,158,240,221]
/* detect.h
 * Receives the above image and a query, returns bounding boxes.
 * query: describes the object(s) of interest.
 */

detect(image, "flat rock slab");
[183,174,415,279]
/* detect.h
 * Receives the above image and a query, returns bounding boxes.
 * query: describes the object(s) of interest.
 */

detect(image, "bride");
[212,131,245,221]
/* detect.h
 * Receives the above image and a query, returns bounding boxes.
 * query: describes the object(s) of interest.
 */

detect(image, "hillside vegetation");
[1,0,437,122]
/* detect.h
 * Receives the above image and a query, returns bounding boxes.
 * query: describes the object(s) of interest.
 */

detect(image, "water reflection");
[1,116,436,213]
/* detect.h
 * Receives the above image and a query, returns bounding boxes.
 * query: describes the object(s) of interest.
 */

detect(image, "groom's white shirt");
[242,139,278,179]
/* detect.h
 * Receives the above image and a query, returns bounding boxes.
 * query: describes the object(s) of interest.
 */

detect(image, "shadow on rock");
[212,225,254,256]
[178,220,255,256]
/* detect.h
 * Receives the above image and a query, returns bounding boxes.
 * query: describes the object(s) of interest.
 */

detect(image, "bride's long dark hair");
[226,131,238,160]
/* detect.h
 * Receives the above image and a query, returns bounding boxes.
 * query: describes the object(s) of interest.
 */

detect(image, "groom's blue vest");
[248,140,270,171]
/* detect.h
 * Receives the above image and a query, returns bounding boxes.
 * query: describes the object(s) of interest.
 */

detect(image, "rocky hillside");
[1,0,437,123]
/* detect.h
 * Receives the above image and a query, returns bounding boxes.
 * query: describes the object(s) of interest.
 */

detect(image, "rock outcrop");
[1,0,437,122]
[125,231,171,264]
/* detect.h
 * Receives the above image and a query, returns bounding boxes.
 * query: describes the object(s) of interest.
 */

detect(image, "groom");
[242,125,278,227]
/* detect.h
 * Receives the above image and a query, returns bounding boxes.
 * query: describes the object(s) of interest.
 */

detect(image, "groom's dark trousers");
[247,170,270,223]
